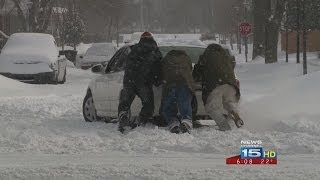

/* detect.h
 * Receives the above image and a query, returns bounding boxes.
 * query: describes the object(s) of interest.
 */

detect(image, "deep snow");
[0,47,320,179]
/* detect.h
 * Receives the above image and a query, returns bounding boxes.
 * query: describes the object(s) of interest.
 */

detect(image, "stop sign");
[239,22,252,36]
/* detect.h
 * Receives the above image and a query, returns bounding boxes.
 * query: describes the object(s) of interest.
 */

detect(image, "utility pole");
[244,1,249,63]
[116,16,119,47]
[296,0,300,64]
[233,5,241,54]
[302,0,307,75]
[285,2,289,63]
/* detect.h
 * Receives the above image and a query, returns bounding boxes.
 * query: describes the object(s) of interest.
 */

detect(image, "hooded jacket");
[124,38,162,87]
[201,44,237,104]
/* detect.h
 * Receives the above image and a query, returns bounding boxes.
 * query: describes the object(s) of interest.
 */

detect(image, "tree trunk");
[302,1,307,75]
[296,0,301,64]
[252,0,267,59]
[230,33,234,50]
[286,26,289,63]
[285,11,289,63]
[106,17,113,42]
[265,20,279,63]
[12,0,28,31]
[264,0,286,64]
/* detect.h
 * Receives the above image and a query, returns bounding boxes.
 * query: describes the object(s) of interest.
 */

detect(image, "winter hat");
[140,32,153,39]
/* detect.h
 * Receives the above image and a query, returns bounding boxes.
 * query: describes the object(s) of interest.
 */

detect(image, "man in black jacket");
[118,32,162,133]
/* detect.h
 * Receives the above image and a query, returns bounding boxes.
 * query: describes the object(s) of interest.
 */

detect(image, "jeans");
[160,84,192,126]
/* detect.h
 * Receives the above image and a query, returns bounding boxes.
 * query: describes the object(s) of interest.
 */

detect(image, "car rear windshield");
[86,44,116,56]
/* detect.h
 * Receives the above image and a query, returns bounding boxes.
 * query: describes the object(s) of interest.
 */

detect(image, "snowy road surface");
[1,153,319,180]
[1,54,320,179]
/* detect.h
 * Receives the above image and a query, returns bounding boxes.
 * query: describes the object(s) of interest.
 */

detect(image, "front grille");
[0,72,53,84]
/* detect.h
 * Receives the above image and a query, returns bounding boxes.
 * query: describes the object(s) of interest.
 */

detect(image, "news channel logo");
[226,140,277,165]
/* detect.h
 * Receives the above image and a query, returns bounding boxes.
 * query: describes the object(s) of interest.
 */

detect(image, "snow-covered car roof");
[0,33,58,64]
[158,39,206,48]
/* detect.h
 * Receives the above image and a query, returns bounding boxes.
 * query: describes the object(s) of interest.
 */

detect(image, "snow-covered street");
[1,53,320,179]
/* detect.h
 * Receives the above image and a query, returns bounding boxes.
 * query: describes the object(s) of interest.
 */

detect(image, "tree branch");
[12,0,28,31]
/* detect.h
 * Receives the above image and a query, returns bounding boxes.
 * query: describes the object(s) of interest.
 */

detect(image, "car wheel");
[50,70,58,84]
[83,91,98,122]
[58,68,66,84]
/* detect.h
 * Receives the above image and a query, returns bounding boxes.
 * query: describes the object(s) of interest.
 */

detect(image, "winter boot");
[118,111,131,133]
[215,115,231,131]
[180,119,193,134]
[230,111,244,128]
[168,120,181,134]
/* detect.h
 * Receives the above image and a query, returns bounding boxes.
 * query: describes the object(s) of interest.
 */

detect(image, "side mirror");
[80,55,83,59]
[59,50,65,56]
[105,66,112,74]
[91,64,104,74]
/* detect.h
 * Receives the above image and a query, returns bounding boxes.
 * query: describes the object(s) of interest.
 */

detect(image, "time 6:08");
[237,159,253,164]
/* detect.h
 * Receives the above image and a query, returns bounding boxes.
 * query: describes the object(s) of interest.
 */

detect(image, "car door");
[94,47,131,117]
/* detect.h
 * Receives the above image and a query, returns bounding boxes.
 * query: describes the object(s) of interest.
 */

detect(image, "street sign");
[239,22,252,36]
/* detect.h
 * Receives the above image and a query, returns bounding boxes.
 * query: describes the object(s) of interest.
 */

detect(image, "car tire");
[50,71,59,84]
[83,90,99,122]
[58,68,66,84]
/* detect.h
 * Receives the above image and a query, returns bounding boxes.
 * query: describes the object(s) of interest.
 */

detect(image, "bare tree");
[264,0,285,64]
[78,0,126,41]
[13,0,55,32]
[252,0,268,59]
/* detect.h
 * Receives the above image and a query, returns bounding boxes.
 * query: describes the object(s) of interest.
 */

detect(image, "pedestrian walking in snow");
[118,32,162,133]
[160,50,194,134]
[194,43,243,131]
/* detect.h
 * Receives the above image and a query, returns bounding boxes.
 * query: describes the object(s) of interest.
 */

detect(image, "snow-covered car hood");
[0,60,53,74]
[0,53,55,74]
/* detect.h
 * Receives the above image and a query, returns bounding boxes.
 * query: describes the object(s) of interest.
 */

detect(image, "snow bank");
[242,70,320,132]
[0,75,30,97]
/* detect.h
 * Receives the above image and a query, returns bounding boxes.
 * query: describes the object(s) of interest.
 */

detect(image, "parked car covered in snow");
[82,42,240,124]
[79,43,117,70]
[0,33,67,84]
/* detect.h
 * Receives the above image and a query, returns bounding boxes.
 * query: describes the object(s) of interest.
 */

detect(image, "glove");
[154,80,163,87]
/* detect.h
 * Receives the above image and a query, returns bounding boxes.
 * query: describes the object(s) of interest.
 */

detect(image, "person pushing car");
[118,32,162,133]
[193,43,243,131]
[160,50,194,134]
